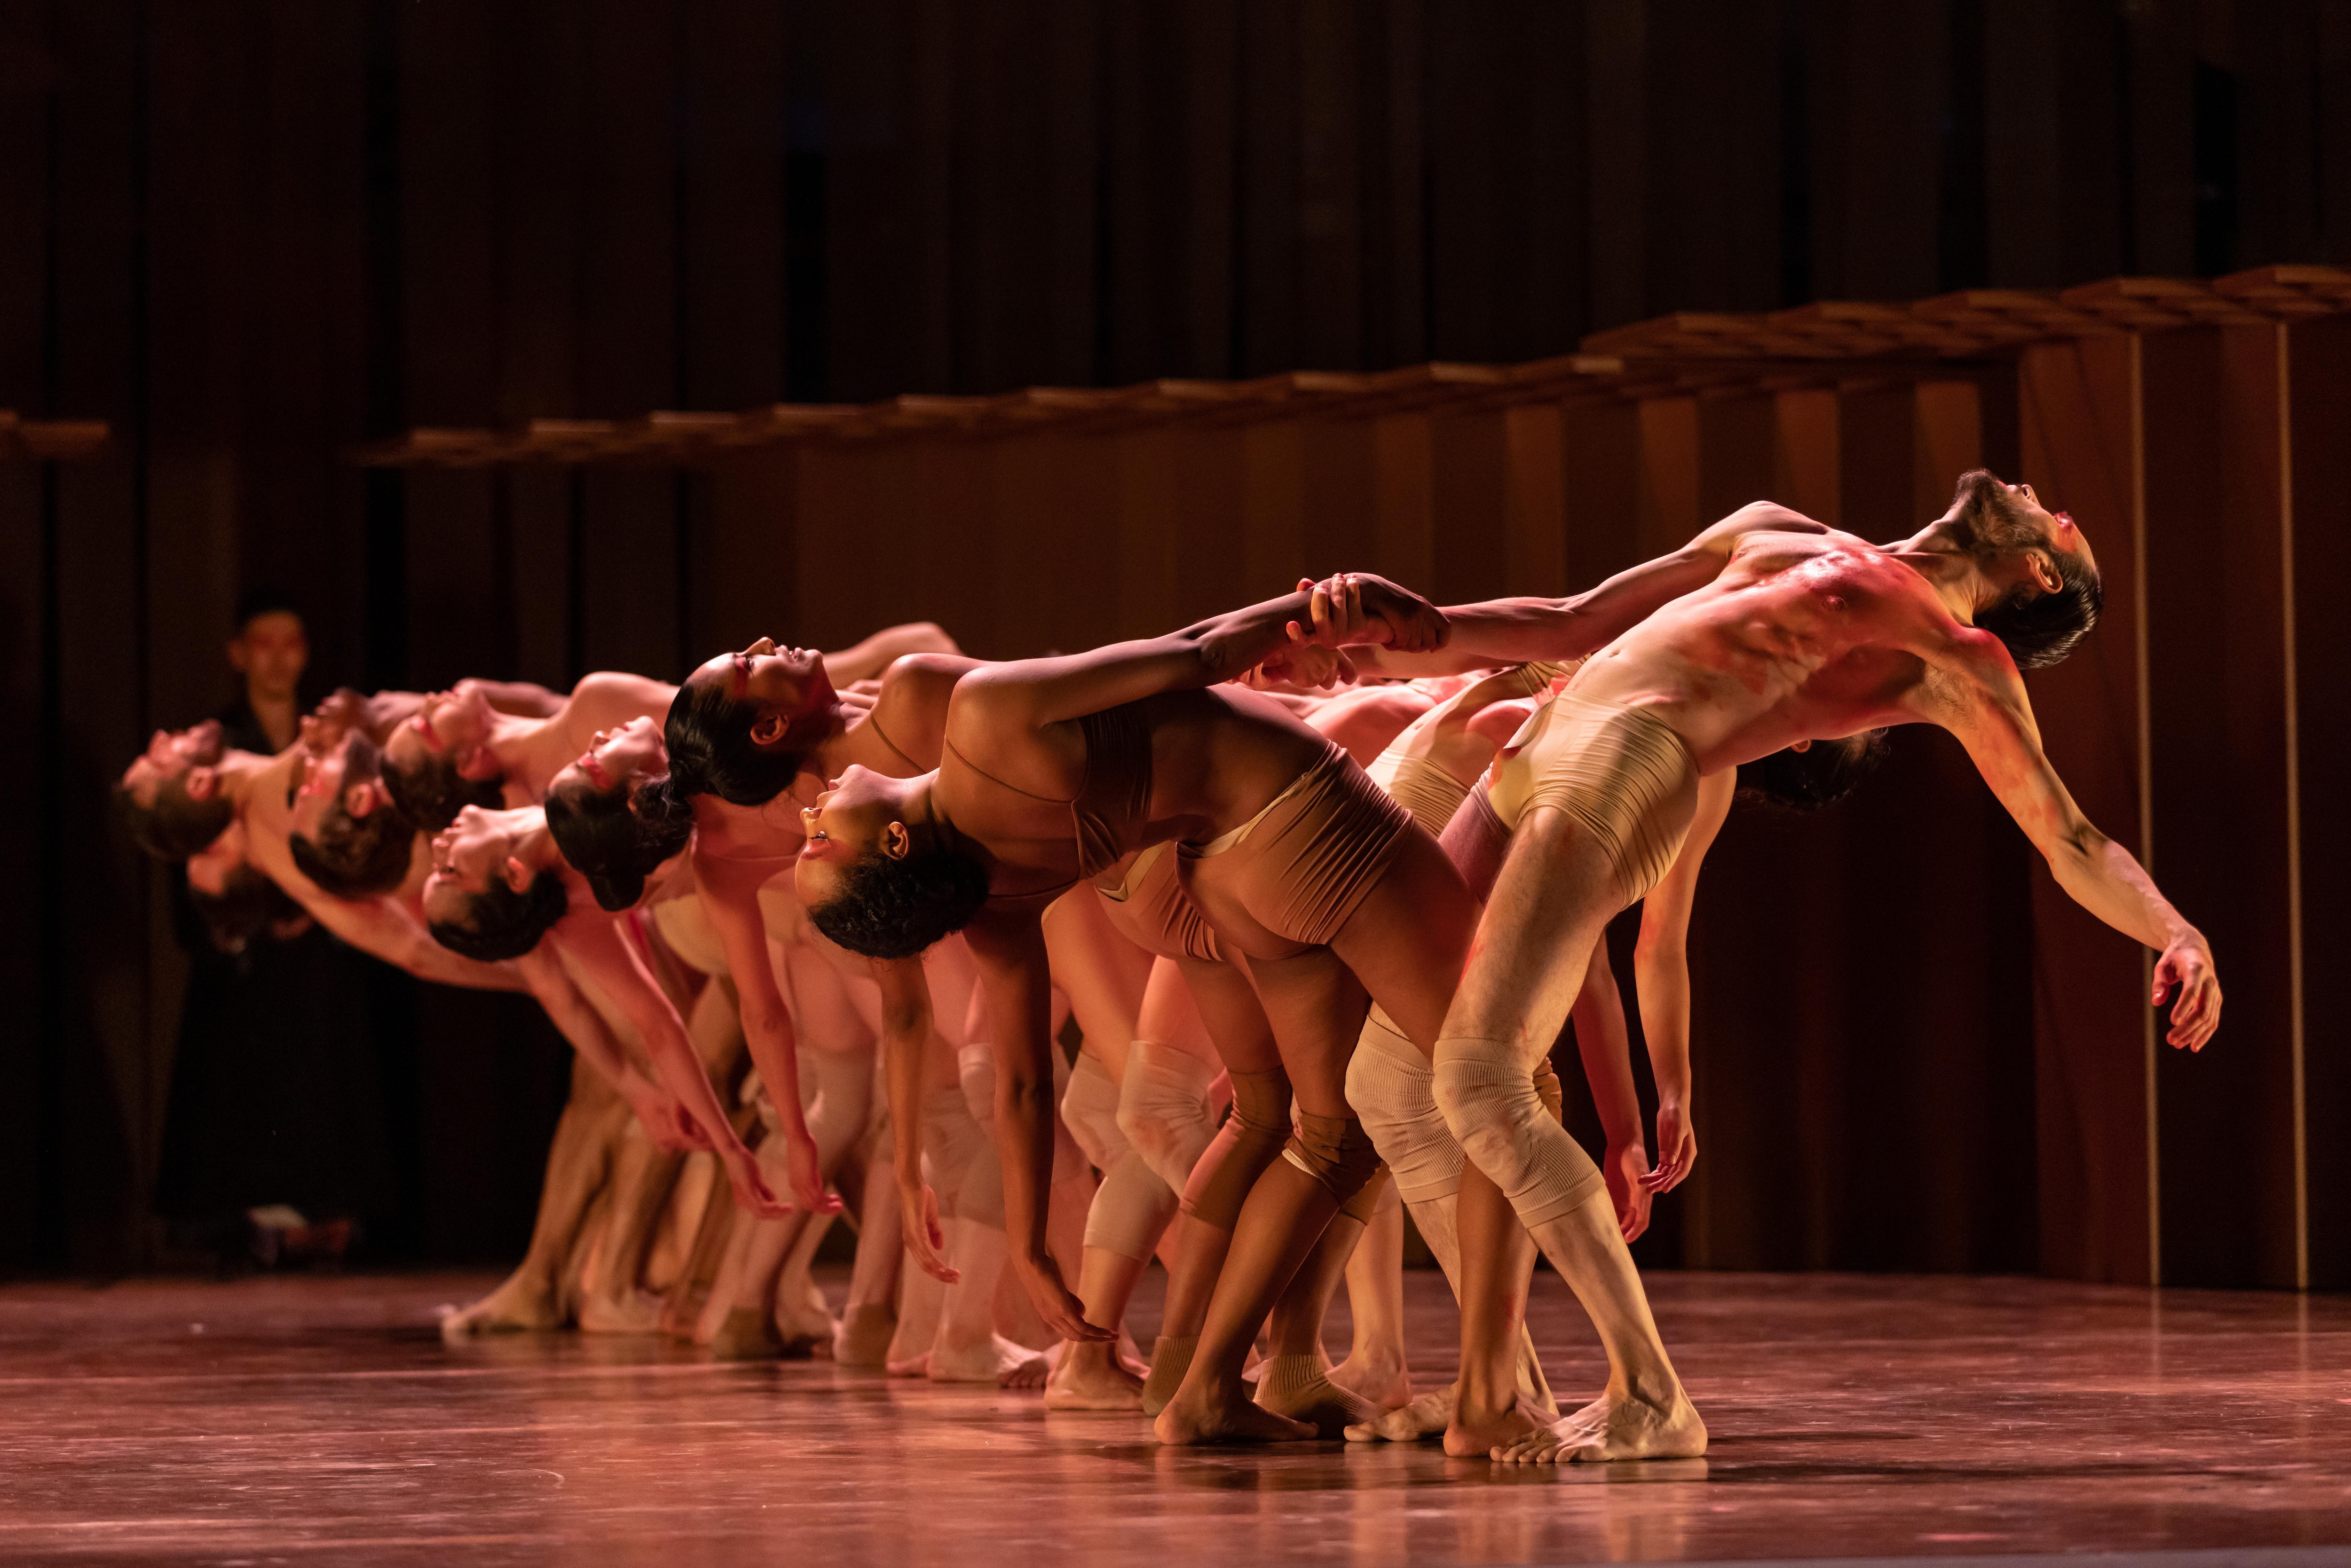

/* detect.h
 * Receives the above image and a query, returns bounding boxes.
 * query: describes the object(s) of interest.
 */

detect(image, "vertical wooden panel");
[1697,396,1778,524]
[1559,399,1643,586]
[2018,336,2154,1285]
[1170,425,1250,628]
[1635,398,1700,559]
[2289,312,2351,1289]
[1298,418,1377,581]
[1911,379,1982,515]
[1500,405,1566,598]
[2141,326,2299,1290]
[1367,412,1433,593]
[1238,420,1307,604]
[1113,427,1184,638]
[1773,389,1841,524]
[1426,412,1507,606]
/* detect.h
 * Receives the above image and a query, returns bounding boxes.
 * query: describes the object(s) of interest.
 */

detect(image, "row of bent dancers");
[118,469,2221,1462]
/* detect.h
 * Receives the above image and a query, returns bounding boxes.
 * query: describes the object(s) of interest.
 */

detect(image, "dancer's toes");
[440,1278,563,1340]
[884,1350,932,1379]
[928,1332,1046,1385]
[1550,1387,1707,1463]
[1442,1394,1551,1459]
[998,1341,1053,1390]
[1043,1343,1145,1410]
[1346,1384,1455,1443]
[1154,1383,1317,1446]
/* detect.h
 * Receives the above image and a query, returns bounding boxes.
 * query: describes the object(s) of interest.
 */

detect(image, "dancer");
[1314,473,2221,1461]
[790,578,1484,1446]
[418,801,788,1221]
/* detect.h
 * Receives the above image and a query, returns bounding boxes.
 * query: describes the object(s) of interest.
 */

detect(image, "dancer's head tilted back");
[380,685,507,831]
[666,638,841,806]
[1933,469,2102,670]
[421,805,570,961]
[185,821,303,954]
[288,726,415,897]
[544,715,694,911]
[117,721,236,859]
[794,764,988,960]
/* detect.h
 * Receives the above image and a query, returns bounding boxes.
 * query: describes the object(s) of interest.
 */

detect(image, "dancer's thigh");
[1239,947,1367,1119]
[1138,957,1221,1069]
[1176,956,1281,1076]
[1328,822,1479,1054]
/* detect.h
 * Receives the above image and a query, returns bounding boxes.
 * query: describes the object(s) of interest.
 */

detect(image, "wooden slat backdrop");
[8,0,2351,1276]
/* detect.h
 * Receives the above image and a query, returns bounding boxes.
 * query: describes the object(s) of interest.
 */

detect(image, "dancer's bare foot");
[440,1274,564,1341]
[885,1349,932,1378]
[1346,1383,1455,1443]
[1254,1354,1383,1437]
[1155,1378,1318,1446]
[834,1303,896,1366]
[999,1340,1056,1390]
[1043,1342,1145,1410]
[1489,1387,1707,1464]
[1443,1391,1560,1458]
[576,1288,664,1335]
[707,1305,787,1362]
[928,1332,1047,1385]
[1326,1345,1411,1414]
[1139,1335,1196,1417]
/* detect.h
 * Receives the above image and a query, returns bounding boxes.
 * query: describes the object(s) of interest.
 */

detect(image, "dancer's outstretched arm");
[1922,635,2220,1049]
[1339,503,1830,677]
[558,914,790,1217]
[246,827,524,992]
[1630,767,1734,1194]
[695,852,842,1213]
[510,943,689,1142]
[825,621,962,686]
[873,954,960,1284]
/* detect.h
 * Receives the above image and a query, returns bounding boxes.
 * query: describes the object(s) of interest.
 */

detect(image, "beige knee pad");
[921,1085,989,1224]
[1282,1112,1383,1207]
[1432,1036,1604,1229]
[1345,1005,1464,1206]
[962,1040,1086,1187]
[1059,1052,1126,1172]
[1115,1038,1219,1194]
[1179,1065,1292,1229]
[1083,1146,1179,1262]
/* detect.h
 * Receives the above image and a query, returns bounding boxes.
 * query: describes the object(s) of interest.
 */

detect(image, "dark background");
[2,0,2346,1275]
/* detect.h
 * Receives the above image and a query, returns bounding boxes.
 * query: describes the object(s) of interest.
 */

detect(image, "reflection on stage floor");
[1,1266,2346,1567]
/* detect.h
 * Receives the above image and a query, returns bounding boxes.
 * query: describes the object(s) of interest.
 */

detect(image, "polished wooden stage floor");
[0,1267,2345,1567]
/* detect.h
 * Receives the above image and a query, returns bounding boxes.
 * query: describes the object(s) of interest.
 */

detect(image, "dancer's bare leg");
[1156,948,1371,1446]
[443,1064,616,1338]
[1252,1190,1392,1435]
[1141,957,1285,1415]
[577,1127,685,1334]
[836,1119,902,1364]
[660,977,752,1338]
[661,1161,737,1340]
[1440,805,1703,1463]
[1327,1181,1411,1410]
[773,1208,839,1350]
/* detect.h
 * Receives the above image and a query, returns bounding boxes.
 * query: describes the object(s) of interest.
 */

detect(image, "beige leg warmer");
[1432,1035,1604,1229]
[1060,1052,1178,1262]
[1115,1038,1220,1195]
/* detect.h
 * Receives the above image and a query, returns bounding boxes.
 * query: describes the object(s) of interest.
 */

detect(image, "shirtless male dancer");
[1307,471,2222,1462]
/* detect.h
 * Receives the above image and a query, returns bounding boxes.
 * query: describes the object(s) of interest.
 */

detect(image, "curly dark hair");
[544,771,696,912]
[289,733,417,897]
[426,868,570,961]
[1950,468,2104,670]
[118,775,235,860]
[808,845,991,960]
[1734,730,1892,814]
[381,744,504,833]
[663,677,804,807]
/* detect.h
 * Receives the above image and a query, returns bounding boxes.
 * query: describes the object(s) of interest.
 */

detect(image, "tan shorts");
[1094,841,1223,964]
[1487,693,1699,905]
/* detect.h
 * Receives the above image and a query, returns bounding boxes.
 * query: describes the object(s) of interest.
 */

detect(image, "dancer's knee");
[1081,1149,1178,1262]
[1432,1036,1602,1228]
[1115,1038,1218,1193]
[1281,1112,1383,1207]
[1347,1007,1463,1205]
[1059,1052,1127,1173]
[1178,1064,1291,1229]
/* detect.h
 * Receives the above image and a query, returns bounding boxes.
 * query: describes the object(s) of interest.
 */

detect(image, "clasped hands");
[1239,571,1449,690]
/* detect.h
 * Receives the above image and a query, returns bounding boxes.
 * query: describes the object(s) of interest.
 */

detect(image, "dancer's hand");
[619,1073,704,1154]
[780,1126,843,1215]
[1603,1139,1654,1242]
[1016,1248,1113,1342]
[1238,640,1359,691]
[2154,935,2221,1051]
[1641,1100,1696,1194]
[1291,572,1447,653]
[899,1180,961,1284]
[722,1146,793,1220]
